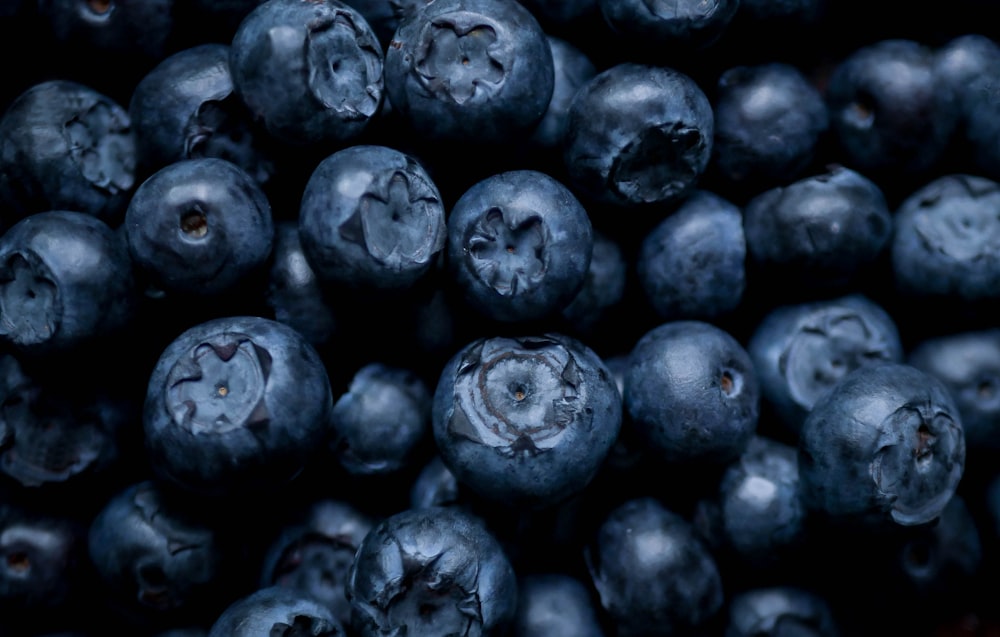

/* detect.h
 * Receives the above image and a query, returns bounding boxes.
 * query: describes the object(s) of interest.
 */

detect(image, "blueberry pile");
[3,1,1000,635]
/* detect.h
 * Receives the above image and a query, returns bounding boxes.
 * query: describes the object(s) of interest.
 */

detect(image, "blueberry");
[797,361,966,528]
[345,506,517,637]
[384,0,554,143]
[125,157,275,298]
[128,43,276,187]
[725,586,839,637]
[711,62,829,192]
[142,315,334,496]
[748,294,903,435]
[446,169,593,323]
[298,144,446,293]
[0,211,137,356]
[563,62,714,208]
[891,173,1000,302]
[512,573,605,637]
[624,320,760,465]
[229,0,384,148]
[636,189,746,322]
[742,165,892,289]
[560,230,627,337]
[339,0,432,48]
[825,38,958,177]
[432,333,621,509]
[0,80,135,227]
[37,0,176,62]
[908,328,1000,453]
[87,480,228,621]
[208,585,345,636]
[409,454,463,510]
[329,362,432,476]
[585,496,724,637]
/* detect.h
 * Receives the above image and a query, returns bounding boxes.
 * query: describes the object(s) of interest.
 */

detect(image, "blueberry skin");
[229,0,384,147]
[266,221,338,348]
[598,0,740,51]
[748,294,903,435]
[825,39,958,176]
[560,230,626,336]
[742,165,892,287]
[125,158,275,297]
[37,0,175,61]
[712,435,807,569]
[346,506,518,637]
[128,43,276,187]
[142,315,334,496]
[725,586,839,637]
[341,0,432,47]
[891,174,1000,302]
[908,328,1000,452]
[0,502,82,612]
[529,36,597,151]
[409,454,463,510]
[585,497,724,637]
[624,320,760,465]
[384,0,554,143]
[0,211,136,355]
[298,144,446,292]
[432,333,621,509]
[0,80,135,227]
[329,362,432,476]
[563,62,714,208]
[87,480,227,618]
[953,41,1000,180]
[208,585,345,636]
[797,361,966,528]
[636,190,746,322]
[712,62,829,190]
[513,573,605,637]
[446,170,593,323]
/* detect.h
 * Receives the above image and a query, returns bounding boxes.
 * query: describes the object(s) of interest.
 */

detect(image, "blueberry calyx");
[0,253,60,348]
[63,100,134,196]
[165,334,273,435]
[339,169,445,270]
[448,335,581,458]
[465,208,545,298]
[306,9,383,119]
[414,17,504,104]
[609,123,705,204]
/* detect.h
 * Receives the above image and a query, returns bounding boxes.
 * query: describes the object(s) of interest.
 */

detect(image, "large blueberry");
[624,320,760,465]
[0,80,135,227]
[563,62,714,208]
[891,173,1000,302]
[298,144,446,292]
[636,189,746,322]
[748,294,903,435]
[142,315,334,496]
[432,333,621,509]
[229,0,384,148]
[0,211,136,356]
[797,362,966,528]
[346,506,517,637]
[585,496,723,637]
[128,43,276,187]
[124,157,275,298]
[384,0,554,143]
[446,169,593,323]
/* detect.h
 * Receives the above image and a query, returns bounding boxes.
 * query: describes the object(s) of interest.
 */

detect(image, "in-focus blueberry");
[797,361,966,528]
[208,585,345,637]
[446,170,593,323]
[432,333,621,509]
[563,62,714,209]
